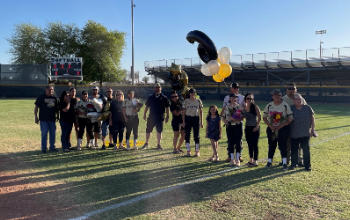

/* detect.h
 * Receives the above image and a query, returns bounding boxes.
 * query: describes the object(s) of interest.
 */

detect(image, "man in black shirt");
[141,83,170,150]
[34,86,59,153]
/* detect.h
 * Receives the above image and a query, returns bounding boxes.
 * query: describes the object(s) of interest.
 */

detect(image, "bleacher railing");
[144,47,350,71]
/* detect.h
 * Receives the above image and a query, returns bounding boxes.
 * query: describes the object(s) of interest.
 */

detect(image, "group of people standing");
[34,82,315,171]
[34,86,141,153]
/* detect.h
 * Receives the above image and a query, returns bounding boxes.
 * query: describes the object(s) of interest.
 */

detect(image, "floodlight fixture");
[315,30,327,59]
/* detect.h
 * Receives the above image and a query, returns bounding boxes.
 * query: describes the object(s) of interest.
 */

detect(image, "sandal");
[177,148,183,153]
[208,156,215,161]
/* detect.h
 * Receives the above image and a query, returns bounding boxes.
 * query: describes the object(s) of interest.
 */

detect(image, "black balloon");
[171,81,183,91]
[167,72,180,82]
[186,30,218,64]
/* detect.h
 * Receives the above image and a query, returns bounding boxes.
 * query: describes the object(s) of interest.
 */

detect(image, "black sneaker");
[50,149,59,152]
[108,143,114,148]
[283,164,288,170]
[305,167,312,171]
[278,162,283,166]
[265,162,272,168]
[100,145,106,150]
[141,143,149,149]
[42,150,46,154]
[289,166,296,170]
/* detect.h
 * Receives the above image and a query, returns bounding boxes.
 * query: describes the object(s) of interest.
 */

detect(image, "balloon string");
[223,81,229,89]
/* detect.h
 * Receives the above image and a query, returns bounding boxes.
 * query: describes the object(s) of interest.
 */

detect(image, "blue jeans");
[40,121,56,150]
[102,120,109,136]
[60,122,73,150]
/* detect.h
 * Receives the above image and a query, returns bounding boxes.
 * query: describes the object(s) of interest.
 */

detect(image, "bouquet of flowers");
[269,111,284,140]
[232,109,243,119]
[269,111,283,126]
[133,99,144,111]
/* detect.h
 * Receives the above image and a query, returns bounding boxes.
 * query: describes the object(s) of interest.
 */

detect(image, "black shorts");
[146,118,164,133]
[171,120,185,132]
[91,121,101,133]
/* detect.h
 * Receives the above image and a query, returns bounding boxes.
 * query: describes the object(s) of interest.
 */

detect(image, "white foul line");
[68,131,350,220]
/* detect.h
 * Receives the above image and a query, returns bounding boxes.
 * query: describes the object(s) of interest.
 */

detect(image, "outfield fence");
[1,84,350,103]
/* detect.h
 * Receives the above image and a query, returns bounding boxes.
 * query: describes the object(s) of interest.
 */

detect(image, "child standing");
[206,105,222,161]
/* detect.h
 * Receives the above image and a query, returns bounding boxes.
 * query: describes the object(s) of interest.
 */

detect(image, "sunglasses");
[246,98,254,100]
[287,88,296,90]
[171,96,178,98]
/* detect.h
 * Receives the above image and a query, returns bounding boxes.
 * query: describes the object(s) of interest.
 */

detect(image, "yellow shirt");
[122,98,139,116]
[182,98,203,116]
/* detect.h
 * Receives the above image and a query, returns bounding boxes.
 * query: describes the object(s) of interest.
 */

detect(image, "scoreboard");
[50,57,83,79]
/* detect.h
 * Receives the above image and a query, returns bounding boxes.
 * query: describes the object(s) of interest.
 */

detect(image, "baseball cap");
[92,86,99,90]
[155,83,161,88]
[231,82,239,88]
[272,89,282,95]
[189,88,196,93]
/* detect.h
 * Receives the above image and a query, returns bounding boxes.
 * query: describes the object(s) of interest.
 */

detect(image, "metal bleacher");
[144,47,350,86]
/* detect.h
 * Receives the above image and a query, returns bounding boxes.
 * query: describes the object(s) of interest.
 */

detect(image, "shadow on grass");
[1,147,299,219]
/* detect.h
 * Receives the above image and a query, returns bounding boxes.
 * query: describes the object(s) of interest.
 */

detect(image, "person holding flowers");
[123,90,142,150]
[289,93,315,171]
[263,89,293,170]
[222,94,244,166]
[243,93,261,167]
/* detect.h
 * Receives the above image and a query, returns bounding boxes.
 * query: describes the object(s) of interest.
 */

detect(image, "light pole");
[315,30,326,59]
[131,0,136,86]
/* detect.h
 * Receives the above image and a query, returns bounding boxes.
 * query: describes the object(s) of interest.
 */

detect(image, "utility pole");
[315,30,326,59]
[131,0,136,86]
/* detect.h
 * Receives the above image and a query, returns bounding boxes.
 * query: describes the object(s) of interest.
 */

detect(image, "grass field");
[1,99,350,220]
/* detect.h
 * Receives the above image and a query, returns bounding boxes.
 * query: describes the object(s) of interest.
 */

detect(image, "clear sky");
[1,0,350,81]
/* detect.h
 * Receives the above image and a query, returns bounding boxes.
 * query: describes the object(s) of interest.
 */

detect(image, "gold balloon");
[218,64,232,79]
[217,58,222,65]
[213,73,224,82]
[181,86,189,99]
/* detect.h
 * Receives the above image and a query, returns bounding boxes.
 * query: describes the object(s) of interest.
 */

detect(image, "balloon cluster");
[186,30,232,82]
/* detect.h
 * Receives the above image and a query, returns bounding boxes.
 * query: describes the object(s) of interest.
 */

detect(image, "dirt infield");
[0,156,79,220]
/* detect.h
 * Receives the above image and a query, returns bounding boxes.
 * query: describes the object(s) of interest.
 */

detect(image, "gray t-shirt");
[290,105,314,138]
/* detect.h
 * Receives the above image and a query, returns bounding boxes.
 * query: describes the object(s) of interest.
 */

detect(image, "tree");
[79,20,126,86]
[44,22,81,58]
[7,22,48,80]
[142,76,150,84]
[7,21,126,84]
